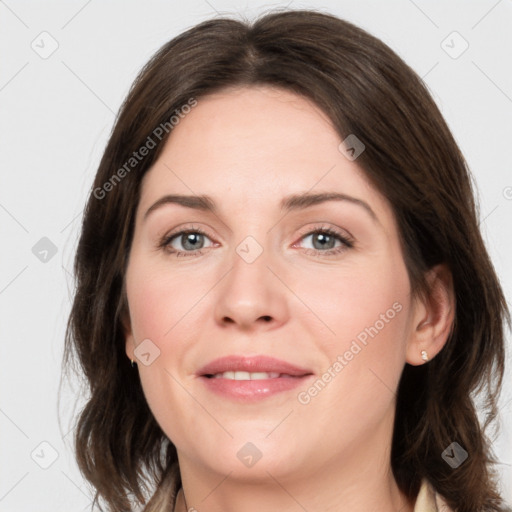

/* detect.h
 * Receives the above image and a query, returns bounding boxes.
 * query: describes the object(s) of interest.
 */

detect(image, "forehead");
[157,85,340,168]
[138,85,392,226]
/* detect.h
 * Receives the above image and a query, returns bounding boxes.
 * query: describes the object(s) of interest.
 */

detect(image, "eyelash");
[158,224,354,258]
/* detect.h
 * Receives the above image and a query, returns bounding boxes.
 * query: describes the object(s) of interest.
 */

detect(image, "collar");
[413,478,451,511]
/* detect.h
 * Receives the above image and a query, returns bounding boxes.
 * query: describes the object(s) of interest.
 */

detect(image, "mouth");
[197,354,313,377]
[204,371,306,380]
[197,355,314,401]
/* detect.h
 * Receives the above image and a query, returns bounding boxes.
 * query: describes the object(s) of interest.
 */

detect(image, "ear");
[119,293,136,362]
[406,263,455,366]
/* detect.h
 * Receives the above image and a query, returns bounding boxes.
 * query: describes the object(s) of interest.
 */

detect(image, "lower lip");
[199,375,313,401]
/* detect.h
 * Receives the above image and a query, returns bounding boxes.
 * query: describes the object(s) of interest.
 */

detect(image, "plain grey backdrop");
[1,0,511,510]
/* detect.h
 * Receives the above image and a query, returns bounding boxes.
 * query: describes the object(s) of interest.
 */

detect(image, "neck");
[175,470,414,512]
[173,439,415,511]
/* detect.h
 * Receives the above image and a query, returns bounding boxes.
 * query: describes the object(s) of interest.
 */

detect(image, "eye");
[158,224,354,258]
[159,226,215,257]
[294,225,354,256]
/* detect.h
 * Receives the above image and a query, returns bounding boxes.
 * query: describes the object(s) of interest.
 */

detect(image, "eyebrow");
[143,192,379,224]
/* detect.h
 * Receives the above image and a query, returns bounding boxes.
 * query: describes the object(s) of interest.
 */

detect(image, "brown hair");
[62,8,510,512]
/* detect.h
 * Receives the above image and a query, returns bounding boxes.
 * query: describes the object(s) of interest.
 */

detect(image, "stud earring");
[421,350,429,362]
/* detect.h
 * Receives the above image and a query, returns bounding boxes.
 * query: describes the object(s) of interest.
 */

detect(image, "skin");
[124,85,455,512]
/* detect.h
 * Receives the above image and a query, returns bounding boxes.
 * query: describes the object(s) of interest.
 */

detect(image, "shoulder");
[414,478,453,512]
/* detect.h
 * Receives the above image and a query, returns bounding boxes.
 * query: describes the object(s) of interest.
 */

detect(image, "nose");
[214,245,290,332]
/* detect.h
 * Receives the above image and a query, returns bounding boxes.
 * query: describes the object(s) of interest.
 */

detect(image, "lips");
[197,355,313,378]
[196,355,314,401]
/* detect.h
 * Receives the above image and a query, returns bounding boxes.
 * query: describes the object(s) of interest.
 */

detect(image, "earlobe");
[406,263,455,366]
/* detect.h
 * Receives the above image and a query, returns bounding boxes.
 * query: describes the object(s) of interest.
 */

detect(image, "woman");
[63,9,510,512]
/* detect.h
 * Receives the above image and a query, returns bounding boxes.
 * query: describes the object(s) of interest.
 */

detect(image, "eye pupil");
[182,232,203,250]
[313,232,335,250]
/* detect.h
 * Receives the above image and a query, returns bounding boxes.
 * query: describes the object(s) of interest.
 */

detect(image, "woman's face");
[124,85,421,483]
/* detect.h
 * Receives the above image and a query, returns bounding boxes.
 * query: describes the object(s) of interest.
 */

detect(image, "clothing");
[414,478,453,511]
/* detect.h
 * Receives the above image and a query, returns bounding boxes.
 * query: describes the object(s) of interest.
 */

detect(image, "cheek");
[339,267,408,351]
[126,277,170,342]
[296,255,409,345]
[125,260,200,440]
[126,257,206,345]
[286,258,412,459]
[294,253,411,401]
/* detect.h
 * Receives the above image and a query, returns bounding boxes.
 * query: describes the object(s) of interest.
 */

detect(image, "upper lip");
[197,355,313,377]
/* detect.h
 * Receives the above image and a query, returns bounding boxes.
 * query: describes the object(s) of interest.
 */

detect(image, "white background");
[1,1,511,510]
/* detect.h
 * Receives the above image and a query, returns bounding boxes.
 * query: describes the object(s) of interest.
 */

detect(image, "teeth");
[212,371,282,380]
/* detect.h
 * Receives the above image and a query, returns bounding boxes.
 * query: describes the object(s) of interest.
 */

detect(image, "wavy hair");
[62,9,510,512]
